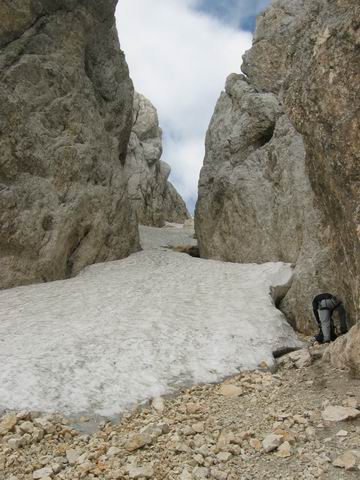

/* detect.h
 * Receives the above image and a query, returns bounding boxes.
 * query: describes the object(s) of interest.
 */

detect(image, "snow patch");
[0,227,302,416]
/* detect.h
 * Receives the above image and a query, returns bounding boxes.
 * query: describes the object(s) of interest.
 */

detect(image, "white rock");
[219,385,243,398]
[180,469,192,480]
[33,418,55,434]
[32,428,44,442]
[22,433,32,445]
[107,447,121,458]
[276,441,292,458]
[32,467,53,479]
[322,406,360,422]
[210,468,228,480]
[78,460,94,473]
[293,414,307,425]
[0,414,17,434]
[127,464,154,479]
[16,411,30,420]
[66,448,82,465]
[51,464,62,474]
[192,466,209,479]
[8,436,23,449]
[192,422,205,433]
[216,452,232,462]
[125,432,152,451]
[152,396,165,413]
[141,423,164,439]
[342,397,358,409]
[336,430,349,437]
[186,402,201,414]
[262,434,283,453]
[216,431,235,449]
[19,421,34,433]
[194,453,205,465]
[288,349,312,369]
[333,450,360,471]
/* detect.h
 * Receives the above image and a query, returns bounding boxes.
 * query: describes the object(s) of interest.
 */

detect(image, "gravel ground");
[1,344,360,480]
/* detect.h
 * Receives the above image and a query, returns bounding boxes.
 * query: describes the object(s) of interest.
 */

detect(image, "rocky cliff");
[126,92,190,227]
[196,0,359,334]
[0,0,140,289]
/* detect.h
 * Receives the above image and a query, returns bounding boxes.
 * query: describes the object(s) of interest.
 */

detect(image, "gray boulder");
[126,92,190,227]
[0,0,140,289]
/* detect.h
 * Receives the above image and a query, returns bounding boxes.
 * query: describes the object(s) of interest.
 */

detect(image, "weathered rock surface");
[195,73,334,332]
[0,0,140,289]
[195,0,360,334]
[280,0,360,331]
[126,92,190,227]
[324,325,360,378]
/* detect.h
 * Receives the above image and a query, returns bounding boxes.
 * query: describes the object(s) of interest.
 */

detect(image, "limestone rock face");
[196,73,334,332]
[0,0,140,289]
[126,93,190,227]
[195,0,360,332]
[281,0,360,329]
[324,325,360,379]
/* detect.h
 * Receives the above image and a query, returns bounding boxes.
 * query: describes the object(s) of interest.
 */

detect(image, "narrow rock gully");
[0,224,360,479]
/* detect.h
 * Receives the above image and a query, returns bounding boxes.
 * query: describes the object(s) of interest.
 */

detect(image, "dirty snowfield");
[0,225,302,417]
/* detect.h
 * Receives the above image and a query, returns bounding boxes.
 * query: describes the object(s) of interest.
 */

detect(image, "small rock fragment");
[0,414,17,434]
[333,450,359,471]
[276,441,292,458]
[322,406,360,422]
[288,349,312,369]
[249,438,262,450]
[66,448,82,465]
[180,468,192,480]
[8,436,23,449]
[186,402,201,414]
[216,451,232,462]
[192,466,209,479]
[152,396,165,413]
[107,446,121,457]
[342,397,358,409]
[19,421,34,433]
[210,468,228,480]
[305,426,316,439]
[192,422,205,433]
[219,385,243,398]
[262,434,283,453]
[125,432,152,451]
[127,464,154,479]
[32,467,53,479]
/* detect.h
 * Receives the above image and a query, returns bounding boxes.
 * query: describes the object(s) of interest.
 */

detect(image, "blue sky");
[117,1,271,213]
[195,0,271,31]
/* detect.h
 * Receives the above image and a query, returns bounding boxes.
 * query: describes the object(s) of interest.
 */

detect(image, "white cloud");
[116,0,253,212]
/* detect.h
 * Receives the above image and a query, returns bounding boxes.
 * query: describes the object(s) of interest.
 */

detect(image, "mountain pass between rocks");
[0,225,303,417]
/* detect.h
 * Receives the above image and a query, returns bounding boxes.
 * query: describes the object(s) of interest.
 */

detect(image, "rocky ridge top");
[126,92,190,227]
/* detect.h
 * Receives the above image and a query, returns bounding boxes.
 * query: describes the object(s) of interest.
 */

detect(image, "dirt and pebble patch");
[1,344,360,480]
